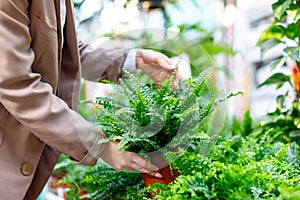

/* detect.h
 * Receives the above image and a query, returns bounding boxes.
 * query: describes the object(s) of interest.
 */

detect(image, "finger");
[130,155,163,178]
[172,79,179,89]
[133,155,159,172]
[162,54,173,66]
[175,69,183,82]
[160,71,171,82]
[130,163,163,178]
[157,56,174,71]
[149,171,163,178]
[156,82,161,89]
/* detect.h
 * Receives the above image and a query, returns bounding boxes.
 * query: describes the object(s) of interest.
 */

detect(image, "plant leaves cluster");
[94,68,223,154]
[256,0,300,145]
[256,0,299,89]
[56,110,300,200]
[147,112,300,200]
[258,94,300,145]
[257,0,299,61]
[55,155,147,200]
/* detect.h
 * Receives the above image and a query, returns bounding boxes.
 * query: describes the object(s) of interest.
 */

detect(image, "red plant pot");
[78,189,88,200]
[140,154,180,198]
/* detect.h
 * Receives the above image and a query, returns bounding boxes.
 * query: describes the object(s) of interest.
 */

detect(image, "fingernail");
[154,173,163,179]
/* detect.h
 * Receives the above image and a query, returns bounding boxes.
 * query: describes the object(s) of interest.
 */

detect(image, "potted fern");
[93,67,236,195]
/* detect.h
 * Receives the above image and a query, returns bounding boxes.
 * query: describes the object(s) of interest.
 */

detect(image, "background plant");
[54,154,148,200]
[148,112,300,200]
[256,0,300,144]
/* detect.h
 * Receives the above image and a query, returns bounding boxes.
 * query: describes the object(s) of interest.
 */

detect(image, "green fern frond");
[94,67,233,154]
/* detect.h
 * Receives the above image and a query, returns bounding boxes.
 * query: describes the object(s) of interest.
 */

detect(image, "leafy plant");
[59,66,238,199]
[58,109,300,200]
[256,0,300,94]
[93,67,239,156]
[257,0,300,69]
[256,0,300,144]
[57,157,148,200]
[147,113,300,200]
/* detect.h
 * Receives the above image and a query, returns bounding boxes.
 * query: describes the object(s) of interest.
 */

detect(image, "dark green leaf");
[257,73,291,88]
[272,0,293,20]
[284,46,300,61]
[242,109,253,137]
[285,23,299,40]
[73,0,86,8]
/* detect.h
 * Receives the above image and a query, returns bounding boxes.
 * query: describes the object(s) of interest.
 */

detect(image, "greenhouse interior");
[0,0,299,199]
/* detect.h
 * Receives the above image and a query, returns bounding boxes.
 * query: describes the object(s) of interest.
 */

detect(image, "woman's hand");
[135,49,183,88]
[100,141,163,178]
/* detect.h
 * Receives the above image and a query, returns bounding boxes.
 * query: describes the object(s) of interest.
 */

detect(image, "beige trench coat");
[0,0,128,199]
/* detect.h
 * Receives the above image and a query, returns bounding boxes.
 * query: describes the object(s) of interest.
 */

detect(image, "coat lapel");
[58,0,81,109]
[54,0,63,76]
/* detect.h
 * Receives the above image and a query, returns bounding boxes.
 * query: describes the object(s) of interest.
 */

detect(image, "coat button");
[21,162,34,176]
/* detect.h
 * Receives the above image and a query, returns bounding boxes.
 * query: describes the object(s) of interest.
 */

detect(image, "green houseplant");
[92,66,240,195]
[256,0,300,144]
[95,68,213,154]
[93,67,213,186]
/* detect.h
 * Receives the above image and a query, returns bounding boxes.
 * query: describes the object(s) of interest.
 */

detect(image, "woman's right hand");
[99,141,163,178]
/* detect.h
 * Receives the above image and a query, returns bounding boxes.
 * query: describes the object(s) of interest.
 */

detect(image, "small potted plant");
[93,67,235,197]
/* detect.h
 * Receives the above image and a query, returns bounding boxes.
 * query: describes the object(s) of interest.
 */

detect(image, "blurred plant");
[257,0,299,63]
[73,0,194,25]
[105,22,235,77]
[256,0,300,144]
[74,0,234,77]
[55,154,147,200]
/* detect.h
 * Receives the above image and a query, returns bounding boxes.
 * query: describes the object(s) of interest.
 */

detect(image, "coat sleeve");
[0,0,106,166]
[79,42,129,83]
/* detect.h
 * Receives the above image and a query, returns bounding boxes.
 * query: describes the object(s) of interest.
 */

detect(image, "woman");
[0,0,182,199]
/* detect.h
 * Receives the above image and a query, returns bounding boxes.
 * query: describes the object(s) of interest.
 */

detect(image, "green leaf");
[257,25,285,45]
[284,46,300,61]
[285,23,299,40]
[286,8,300,24]
[272,0,293,20]
[269,57,286,70]
[257,73,291,88]
[73,0,86,8]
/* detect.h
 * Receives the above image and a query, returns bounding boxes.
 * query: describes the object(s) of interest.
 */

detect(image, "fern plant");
[94,68,239,157]
[146,112,300,199]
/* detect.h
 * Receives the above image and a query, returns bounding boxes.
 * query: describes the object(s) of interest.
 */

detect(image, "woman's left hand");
[135,49,183,88]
